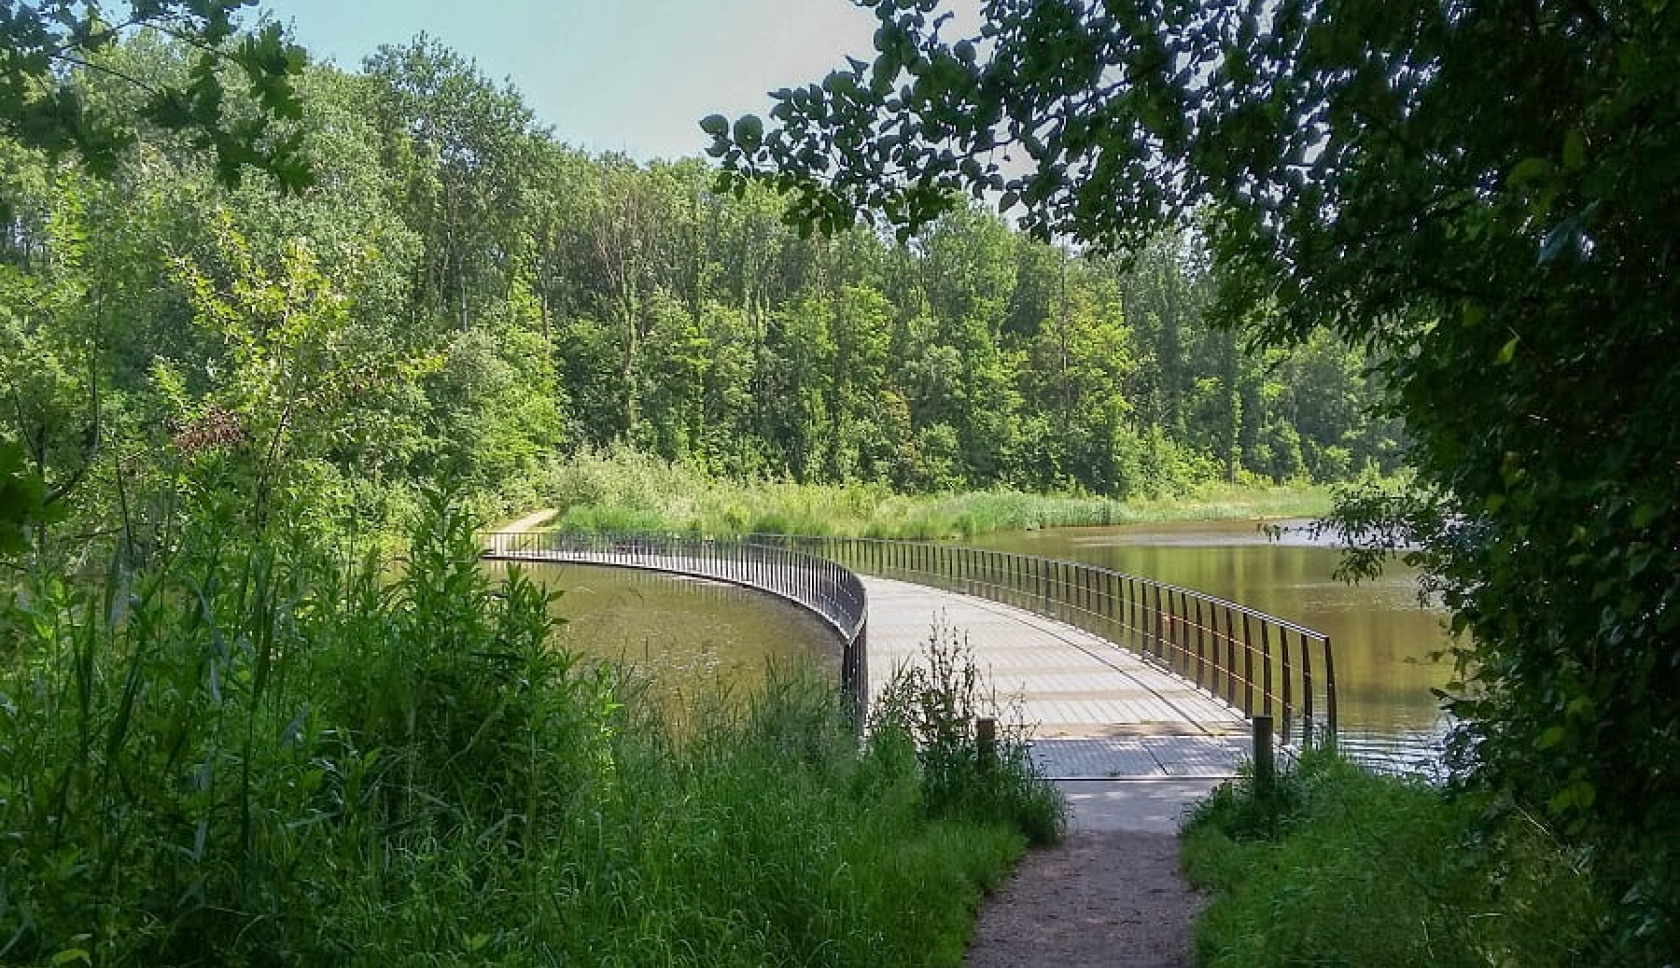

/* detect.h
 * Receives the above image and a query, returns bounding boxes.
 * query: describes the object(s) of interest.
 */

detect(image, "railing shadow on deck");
[482,529,1338,749]
[743,534,1337,748]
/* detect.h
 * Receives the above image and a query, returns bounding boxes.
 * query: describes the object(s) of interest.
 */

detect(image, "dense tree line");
[0,33,1395,552]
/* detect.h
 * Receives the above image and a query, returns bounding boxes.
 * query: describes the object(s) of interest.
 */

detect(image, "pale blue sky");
[257,0,885,160]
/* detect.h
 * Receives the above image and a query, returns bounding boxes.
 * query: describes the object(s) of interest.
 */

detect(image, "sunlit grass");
[540,447,1333,541]
[1181,751,1609,968]
[0,493,1055,967]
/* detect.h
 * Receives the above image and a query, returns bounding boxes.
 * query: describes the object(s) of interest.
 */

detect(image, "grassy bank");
[543,448,1333,540]
[0,495,1060,967]
[1181,753,1609,968]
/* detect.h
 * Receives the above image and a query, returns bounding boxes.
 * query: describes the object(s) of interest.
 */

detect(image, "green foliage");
[0,19,1411,967]
[0,442,60,553]
[871,618,1066,846]
[0,493,1034,967]
[0,26,1397,568]
[1182,753,1609,968]
[541,447,1332,541]
[0,2,311,195]
[723,0,1680,950]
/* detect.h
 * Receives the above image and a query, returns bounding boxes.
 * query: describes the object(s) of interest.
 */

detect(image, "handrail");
[480,528,1338,746]
[481,530,870,722]
[743,534,1337,746]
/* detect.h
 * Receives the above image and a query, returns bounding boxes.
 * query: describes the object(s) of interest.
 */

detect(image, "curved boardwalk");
[865,577,1247,779]
[490,541,1251,779]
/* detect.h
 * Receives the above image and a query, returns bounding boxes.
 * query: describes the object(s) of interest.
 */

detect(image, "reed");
[543,447,1332,541]
[0,492,1055,966]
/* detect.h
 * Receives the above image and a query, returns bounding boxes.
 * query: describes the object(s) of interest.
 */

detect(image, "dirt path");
[965,830,1199,968]
[489,508,557,533]
[964,781,1211,968]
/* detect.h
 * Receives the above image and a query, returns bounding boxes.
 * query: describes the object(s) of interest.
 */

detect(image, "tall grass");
[1181,751,1610,968]
[544,447,1332,541]
[871,619,1066,847]
[0,492,1056,966]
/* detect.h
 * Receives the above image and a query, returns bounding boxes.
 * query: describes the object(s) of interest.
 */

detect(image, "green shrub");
[870,618,1067,846]
[1181,752,1610,968]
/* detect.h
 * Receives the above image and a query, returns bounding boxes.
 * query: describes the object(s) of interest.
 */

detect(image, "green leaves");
[1,1,315,194]
[703,1,1680,951]
[0,444,52,556]
[1562,129,1587,171]
[1496,335,1519,365]
[732,114,764,153]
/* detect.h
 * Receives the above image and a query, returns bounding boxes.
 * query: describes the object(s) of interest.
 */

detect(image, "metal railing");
[481,530,869,720]
[744,534,1337,746]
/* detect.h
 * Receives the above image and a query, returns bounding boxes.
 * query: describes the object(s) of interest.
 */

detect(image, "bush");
[1181,751,1610,968]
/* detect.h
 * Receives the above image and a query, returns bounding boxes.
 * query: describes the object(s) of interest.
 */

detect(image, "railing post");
[1280,625,1295,747]
[1075,563,1087,626]
[1193,597,1207,688]
[977,716,997,774]
[1224,606,1238,709]
[1028,551,1041,611]
[1240,612,1255,715]
[1300,628,1316,747]
[1253,714,1275,791]
[1322,635,1338,743]
[1058,561,1070,623]
[1126,574,1137,647]
[1152,583,1164,663]
[1107,571,1120,643]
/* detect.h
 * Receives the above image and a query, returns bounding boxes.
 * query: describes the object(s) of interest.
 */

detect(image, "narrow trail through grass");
[966,830,1197,968]
[490,509,1217,967]
[964,781,1218,967]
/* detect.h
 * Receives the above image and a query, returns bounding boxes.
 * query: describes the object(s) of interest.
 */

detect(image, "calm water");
[963,520,1455,753]
[481,561,840,706]
[486,523,1452,763]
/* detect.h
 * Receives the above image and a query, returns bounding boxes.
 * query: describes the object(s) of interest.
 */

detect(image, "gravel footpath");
[963,780,1216,968]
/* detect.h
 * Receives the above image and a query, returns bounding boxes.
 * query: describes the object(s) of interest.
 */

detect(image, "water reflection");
[480,561,841,707]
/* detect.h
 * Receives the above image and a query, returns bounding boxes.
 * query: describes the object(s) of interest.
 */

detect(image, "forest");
[2,33,1396,556]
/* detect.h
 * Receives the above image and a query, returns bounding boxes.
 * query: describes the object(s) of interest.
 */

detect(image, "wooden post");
[977,717,997,773]
[1253,714,1275,791]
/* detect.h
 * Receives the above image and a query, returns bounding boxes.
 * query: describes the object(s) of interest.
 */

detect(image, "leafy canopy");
[0,0,313,549]
[709,0,1679,952]
[0,0,312,189]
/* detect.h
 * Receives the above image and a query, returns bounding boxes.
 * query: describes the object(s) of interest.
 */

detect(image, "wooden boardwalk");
[864,577,1249,779]
[490,547,1251,779]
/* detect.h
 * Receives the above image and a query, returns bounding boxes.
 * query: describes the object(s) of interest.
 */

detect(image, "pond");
[961,519,1455,764]
[480,560,842,711]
